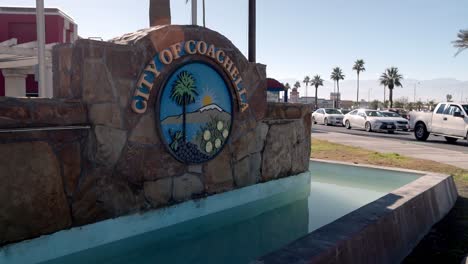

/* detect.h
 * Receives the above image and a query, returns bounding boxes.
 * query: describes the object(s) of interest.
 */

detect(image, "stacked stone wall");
[0,25,312,245]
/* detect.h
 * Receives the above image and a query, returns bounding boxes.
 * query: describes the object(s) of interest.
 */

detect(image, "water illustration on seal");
[159,62,233,163]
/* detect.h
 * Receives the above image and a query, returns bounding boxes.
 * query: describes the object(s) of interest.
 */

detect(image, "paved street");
[312,124,468,169]
[312,124,468,154]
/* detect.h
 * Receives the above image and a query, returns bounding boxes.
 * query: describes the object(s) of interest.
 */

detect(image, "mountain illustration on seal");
[158,63,233,164]
[161,103,231,125]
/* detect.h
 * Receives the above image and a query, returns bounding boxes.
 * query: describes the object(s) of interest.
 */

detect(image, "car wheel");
[414,123,429,141]
[324,118,328,126]
[345,120,351,129]
[312,117,317,124]
[445,137,458,143]
[365,122,372,132]
[388,130,395,134]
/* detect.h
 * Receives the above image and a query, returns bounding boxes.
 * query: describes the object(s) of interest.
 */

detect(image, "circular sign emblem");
[159,62,233,164]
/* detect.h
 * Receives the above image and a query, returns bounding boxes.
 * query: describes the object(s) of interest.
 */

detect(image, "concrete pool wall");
[0,24,312,246]
[257,159,458,264]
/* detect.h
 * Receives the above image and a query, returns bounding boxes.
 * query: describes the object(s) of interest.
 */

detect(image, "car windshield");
[325,109,342,114]
[463,105,468,114]
[341,110,350,114]
[365,111,383,117]
[381,112,400,117]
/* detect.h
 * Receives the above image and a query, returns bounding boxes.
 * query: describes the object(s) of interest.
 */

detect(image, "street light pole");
[191,0,197,25]
[248,0,256,63]
[36,0,46,97]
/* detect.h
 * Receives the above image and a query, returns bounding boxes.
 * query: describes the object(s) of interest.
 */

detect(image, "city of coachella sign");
[130,40,249,115]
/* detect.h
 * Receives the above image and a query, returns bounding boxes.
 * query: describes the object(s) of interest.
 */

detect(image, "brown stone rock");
[94,125,127,168]
[105,48,138,79]
[59,142,82,197]
[128,111,159,145]
[79,40,105,59]
[142,144,185,181]
[88,103,122,128]
[52,44,73,98]
[0,142,71,244]
[115,78,133,109]
[82,59,115,103]
[261,122,294,181]
[71,168,110,226]
[69,46,83,99]
[114,143,145,186]
[96,177,143,217]
[233,152,261,187]
[203,149,234,194]
[173,173,204,202]
[290,120,311,174]
[144,178,172,207]
[232,122,268,161]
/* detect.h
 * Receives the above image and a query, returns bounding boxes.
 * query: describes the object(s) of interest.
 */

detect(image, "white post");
[2,70,27,97]
[191,0,197,25]
[45,64,53,97]
[36,0,47,97]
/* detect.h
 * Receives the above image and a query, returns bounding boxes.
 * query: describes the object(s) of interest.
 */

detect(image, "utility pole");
[248,0,256,62]
[191,0,197,25]
[36,0,46,97]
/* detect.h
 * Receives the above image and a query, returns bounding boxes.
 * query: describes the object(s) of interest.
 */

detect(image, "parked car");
[312,108,344,126]
[340,109,351,115]
[387,108,409,119]
[380,111,410,131]
[409,102,468,143]
[343,109,396,133]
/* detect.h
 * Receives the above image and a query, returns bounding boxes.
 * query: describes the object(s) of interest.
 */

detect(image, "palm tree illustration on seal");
[170,71,198,142]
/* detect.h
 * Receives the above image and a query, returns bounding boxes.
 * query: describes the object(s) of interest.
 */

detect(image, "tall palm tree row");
[310,75,324,109]
[453,29,468,55]
[330,67,345,108]
[303,76,310,97]
[352,59,365,105]
[379,67,403,108]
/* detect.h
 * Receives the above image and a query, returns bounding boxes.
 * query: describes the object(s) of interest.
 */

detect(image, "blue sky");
[5,0,468,81]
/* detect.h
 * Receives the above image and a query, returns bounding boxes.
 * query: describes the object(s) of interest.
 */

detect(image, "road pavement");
[312,124,468,169]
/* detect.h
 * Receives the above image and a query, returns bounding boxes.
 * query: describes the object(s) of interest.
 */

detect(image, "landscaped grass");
[311,139,468,263]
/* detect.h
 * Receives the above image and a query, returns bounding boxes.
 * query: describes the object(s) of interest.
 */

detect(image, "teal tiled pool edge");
[0,171,312,264]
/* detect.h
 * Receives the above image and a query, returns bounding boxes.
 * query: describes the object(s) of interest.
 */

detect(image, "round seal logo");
[159,62,233,164]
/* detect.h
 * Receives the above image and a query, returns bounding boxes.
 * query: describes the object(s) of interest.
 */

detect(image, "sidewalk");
[312,131,468,170]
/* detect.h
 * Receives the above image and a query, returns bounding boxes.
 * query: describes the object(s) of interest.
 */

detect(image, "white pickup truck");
[409,102,468,144]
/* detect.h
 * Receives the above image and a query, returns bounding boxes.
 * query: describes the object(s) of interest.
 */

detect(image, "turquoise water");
[27,162,421,264]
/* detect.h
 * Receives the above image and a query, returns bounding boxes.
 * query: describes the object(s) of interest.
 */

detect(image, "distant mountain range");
[278,78,468,103]
[161,104,231,125]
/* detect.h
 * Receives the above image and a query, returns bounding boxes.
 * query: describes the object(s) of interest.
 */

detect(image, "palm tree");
[310,75,324,109]
[294,81,301,90]
[446,94,453,102]
[284,83,291,102]
[330,67,345,108]
[150,0,171,26]
[453,29,468,56]
[303,76,310,98]
[379,67,403,108]
[170,71,198,142]
[416,100,424,111]
[428,100,436,111]
[352,59,365,105]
